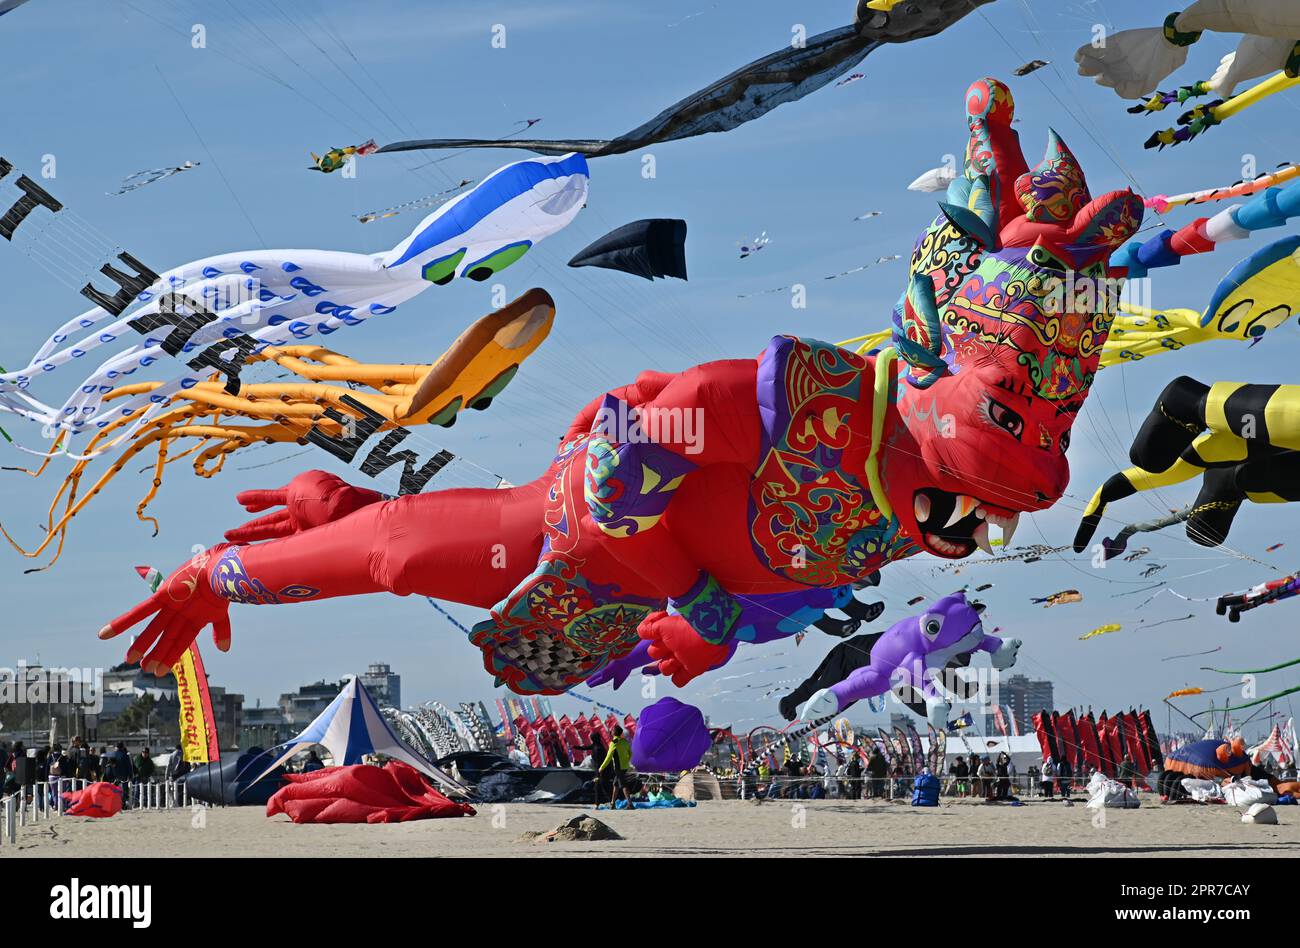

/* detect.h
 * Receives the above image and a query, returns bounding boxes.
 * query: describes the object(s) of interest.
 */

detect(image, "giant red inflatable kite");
[100,78,1142,695]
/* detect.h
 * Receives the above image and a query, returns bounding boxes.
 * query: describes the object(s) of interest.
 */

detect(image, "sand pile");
[519,813,623,843]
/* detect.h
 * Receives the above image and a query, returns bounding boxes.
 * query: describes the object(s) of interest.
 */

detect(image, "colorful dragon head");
[883,77,1143,558]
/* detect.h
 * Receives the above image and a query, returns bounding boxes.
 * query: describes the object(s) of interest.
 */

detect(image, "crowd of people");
[0,737,192,805]
[722,748,1169,802]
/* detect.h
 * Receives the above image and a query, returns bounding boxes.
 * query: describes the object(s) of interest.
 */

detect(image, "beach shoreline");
[5,797,1297,858]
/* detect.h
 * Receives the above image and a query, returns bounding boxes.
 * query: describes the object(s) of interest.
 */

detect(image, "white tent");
[251,677,468,795]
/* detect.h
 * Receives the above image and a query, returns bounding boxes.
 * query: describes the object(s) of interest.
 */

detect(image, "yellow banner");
[172,645,219,763]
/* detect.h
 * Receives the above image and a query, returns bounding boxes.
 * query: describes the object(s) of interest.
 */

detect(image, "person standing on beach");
[950,756,968,797]
[1057,756,1073,800]
[599,725,634,809]
[846,751,863,799]
[167,745,191,782]
[784,753,802,799]
[110,742,133,790]
[995,752,1011,800]
[135,747,156,784]
[978,756,996,801]
[576,731,608,802]
[866,747,886,798]
[1117,754,1137,789]
[1040,757,1056,799]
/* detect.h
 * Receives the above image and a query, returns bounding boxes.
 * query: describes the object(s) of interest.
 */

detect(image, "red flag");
[1103,713,1125,768]
[1076,713,1105,775]
[514,716,544,767]
[1031,711,1056,762]
[1121,711,1150,772]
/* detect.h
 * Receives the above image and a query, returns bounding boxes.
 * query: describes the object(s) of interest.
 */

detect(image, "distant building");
[359,663,401,709]
[240,701,295,750]
[278,680,340,726]
[889,712,914,733]
[983,674,1054,736]
[208,686,243,750]
[236,667,399,749]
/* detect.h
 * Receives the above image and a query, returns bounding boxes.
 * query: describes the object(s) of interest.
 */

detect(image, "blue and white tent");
[252,677,468,795]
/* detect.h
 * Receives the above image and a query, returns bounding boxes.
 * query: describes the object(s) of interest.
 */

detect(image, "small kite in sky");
[1032,589,1082,607]
[1079,623,1121,641]
[1013,59,1049,77]
[310,139,378,173]
[853,210,883,221]
[110,161,200,196]
[738,232,770,259]
[1162,645,1221,662]
[355,179,473,224]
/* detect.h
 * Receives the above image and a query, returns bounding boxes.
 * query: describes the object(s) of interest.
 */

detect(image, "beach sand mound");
[520,813,623,843]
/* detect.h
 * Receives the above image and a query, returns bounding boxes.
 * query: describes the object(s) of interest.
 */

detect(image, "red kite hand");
[98,545,233,676]
[224,470,384,543]
[638,611,731,687]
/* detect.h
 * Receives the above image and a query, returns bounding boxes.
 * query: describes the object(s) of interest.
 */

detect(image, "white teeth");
[975,507,987,520]
[973,521,994,555]
[945,494,976,527]
[1001,512,1020,546]
[914,494,932,523]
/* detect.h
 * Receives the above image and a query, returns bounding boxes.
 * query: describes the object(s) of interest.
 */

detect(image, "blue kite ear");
[938,201,997,250]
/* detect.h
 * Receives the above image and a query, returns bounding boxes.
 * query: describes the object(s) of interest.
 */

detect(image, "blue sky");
[0,0,1296,739]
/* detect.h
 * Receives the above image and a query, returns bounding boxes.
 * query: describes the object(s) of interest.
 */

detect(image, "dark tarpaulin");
[568,218,688,280]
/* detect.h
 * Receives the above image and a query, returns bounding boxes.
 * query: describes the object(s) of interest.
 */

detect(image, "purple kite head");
[631,697,712,772]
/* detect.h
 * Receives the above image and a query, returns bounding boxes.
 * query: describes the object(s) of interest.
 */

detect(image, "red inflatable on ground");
[61,782,124,818]
[266,762,476,824]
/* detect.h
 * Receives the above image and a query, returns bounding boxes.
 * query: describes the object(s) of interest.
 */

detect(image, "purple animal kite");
[798,592,1020,728]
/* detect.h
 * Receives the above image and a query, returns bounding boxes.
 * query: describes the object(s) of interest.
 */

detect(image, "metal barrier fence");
[734,773,1114,801]
[0,779,193,847]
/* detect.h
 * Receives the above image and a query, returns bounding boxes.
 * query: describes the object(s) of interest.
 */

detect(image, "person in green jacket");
[599,726,635,809]
[134,747,156,783]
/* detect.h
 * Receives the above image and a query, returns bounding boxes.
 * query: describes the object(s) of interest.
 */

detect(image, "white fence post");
[4,794,14,844]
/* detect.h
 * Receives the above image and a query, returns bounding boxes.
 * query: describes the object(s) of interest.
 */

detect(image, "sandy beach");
[5,797,1297,858]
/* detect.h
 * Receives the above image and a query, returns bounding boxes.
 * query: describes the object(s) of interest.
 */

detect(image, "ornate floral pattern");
[750,336,914,586]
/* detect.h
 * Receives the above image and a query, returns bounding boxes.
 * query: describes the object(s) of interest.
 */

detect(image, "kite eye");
[922,614,943,639]
[986,397,1024,439]
[1059,428,1071,454]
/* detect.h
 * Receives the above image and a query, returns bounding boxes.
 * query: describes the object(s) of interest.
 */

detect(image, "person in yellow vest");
[599,725,635,809]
